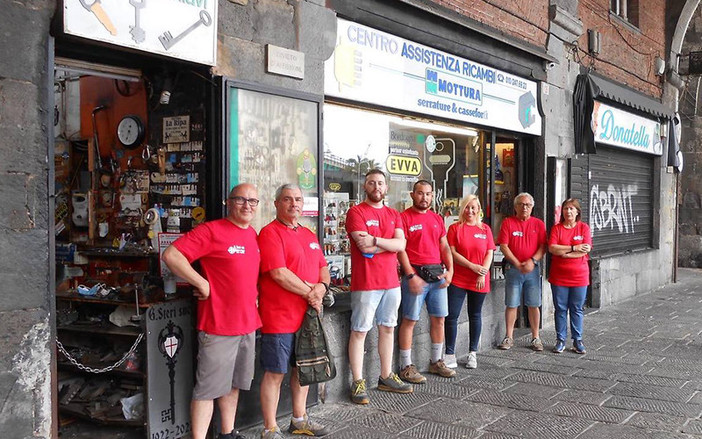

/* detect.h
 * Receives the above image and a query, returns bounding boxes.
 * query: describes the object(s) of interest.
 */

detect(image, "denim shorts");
[401,278,448,320]
[504,262,542,308]
[350,287,401,332]
[260,333,296,374]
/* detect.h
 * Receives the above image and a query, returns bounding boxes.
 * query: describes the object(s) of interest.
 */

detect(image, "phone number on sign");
[151,422,191,439]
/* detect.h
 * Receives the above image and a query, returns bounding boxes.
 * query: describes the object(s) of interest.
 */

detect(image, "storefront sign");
[158,233,185,284]
[267,44,305,79]
[592,101,662,155]
[386,155,421,176]
[147,300,193,439]
[324,19,542,135]
[63,0,217,66]
[163,116,191,143]
[302,196,319,217]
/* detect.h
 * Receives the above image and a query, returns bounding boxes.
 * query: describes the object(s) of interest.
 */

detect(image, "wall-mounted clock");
[117,114,145,149]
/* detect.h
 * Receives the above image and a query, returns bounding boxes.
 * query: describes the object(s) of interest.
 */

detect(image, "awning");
[573,72,673,154]
[588,73,671,119]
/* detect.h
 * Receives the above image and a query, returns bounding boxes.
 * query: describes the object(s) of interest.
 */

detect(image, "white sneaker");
[444,354,457,369]
[465,352,477,369]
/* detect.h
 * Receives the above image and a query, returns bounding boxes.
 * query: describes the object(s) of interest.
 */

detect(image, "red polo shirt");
[346,202,402,291]
[172,218,261,336]
[401,208,446,265]
[497,216,547,263]
[258,220,327,334]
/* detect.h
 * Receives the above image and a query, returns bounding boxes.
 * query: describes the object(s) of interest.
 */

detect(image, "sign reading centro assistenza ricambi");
[324,18,542,136]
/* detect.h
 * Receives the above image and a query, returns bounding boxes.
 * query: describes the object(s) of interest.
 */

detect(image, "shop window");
[226,86,321,232]
[323,103,501,286]
[610,0,639,27]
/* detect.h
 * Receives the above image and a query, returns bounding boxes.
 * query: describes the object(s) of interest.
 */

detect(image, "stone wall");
[0,0,55,436]
[679,6,702,268]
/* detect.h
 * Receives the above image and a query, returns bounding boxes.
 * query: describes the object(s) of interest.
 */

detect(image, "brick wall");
[578,0,665,98]
[429,0,549,48]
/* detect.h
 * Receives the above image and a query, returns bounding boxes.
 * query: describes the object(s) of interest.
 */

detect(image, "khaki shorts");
[192,330,256,400]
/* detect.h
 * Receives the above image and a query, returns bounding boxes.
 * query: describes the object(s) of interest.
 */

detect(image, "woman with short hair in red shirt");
[548,198,592,354]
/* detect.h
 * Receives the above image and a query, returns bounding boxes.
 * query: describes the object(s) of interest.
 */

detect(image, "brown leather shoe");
[428,359,456,378]
[399,364,426,384]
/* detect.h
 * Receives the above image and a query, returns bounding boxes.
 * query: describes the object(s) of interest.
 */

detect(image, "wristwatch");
[531,257,538,264]
[405,273,416,280]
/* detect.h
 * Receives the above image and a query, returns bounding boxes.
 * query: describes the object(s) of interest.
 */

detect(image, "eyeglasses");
[516,203,533,208]
[228,196,260,207]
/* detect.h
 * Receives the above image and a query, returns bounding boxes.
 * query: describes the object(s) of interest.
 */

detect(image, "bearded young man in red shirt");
[346,169,410,404]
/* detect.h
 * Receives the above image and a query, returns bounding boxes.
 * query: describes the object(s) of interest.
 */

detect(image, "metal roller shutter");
[587,146,654,255]
[570,154,590,223]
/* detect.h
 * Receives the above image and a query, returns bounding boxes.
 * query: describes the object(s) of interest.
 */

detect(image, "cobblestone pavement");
[241,268,702,439]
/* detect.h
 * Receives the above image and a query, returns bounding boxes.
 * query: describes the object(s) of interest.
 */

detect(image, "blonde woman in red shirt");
[445,195,495,369]
[548,198,592,354]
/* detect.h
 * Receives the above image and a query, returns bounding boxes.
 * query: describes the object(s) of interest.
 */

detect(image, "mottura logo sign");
[386,155,421,176]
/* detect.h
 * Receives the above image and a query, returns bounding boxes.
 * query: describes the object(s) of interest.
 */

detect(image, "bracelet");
[372,236,378,246]
[321,282,330,293]
[571,245,575,252]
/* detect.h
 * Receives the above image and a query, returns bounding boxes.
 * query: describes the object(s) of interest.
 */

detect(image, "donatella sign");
[592,101,663,155]
[324,18,542,136]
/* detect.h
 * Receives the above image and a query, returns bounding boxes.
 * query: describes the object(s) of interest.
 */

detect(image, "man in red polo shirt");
[497,192,547,351]
[162,183,260,439]
[258,184,330,439]
[346,169,410,405]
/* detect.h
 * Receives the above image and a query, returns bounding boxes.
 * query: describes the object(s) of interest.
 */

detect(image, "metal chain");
[56,333,144,374]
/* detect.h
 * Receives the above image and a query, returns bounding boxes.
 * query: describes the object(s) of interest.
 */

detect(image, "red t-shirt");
[345,202,402,291]
[447,223,495,293]
[401,208,446,265]
[172,218,261,336]
[497,216,547,263]
[548,221,592,287]
[258,221,327,334]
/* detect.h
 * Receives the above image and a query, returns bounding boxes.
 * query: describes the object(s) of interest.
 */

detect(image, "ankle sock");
[399,349,412,368]
[431,343,442,363]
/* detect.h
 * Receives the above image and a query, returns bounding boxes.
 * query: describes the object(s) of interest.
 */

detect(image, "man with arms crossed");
[346,169,410,404]
[497,192,547,351]
[397,180,456,383]
[258,184,330,438]
[162,183,260,439]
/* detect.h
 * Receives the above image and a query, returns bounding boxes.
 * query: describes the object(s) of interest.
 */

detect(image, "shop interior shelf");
[58,322,143,337]
[56,290,153,308]
[57,362,145,380]
[59,404,144,427]
[76,247,158,258]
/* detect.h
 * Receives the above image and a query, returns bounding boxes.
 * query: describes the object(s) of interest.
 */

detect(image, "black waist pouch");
[413,264,444,283]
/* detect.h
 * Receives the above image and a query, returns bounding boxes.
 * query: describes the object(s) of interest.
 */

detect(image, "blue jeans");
[400,277,448,320]
[551,284,587,341]
[445,285,487,354]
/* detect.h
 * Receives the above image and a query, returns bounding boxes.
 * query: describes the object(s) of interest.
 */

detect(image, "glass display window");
[226,86,321,232]
[323,104,525,272]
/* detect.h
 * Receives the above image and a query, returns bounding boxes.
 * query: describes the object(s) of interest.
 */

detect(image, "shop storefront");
[320,18,543,282]
[571,72,672,305]
[52,1,219,437]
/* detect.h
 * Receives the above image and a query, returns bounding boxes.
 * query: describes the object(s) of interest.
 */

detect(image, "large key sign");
[64,0,218,65]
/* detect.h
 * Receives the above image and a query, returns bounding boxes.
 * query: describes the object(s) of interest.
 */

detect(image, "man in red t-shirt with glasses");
[162,183,260,439]
[258,184,330,439]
